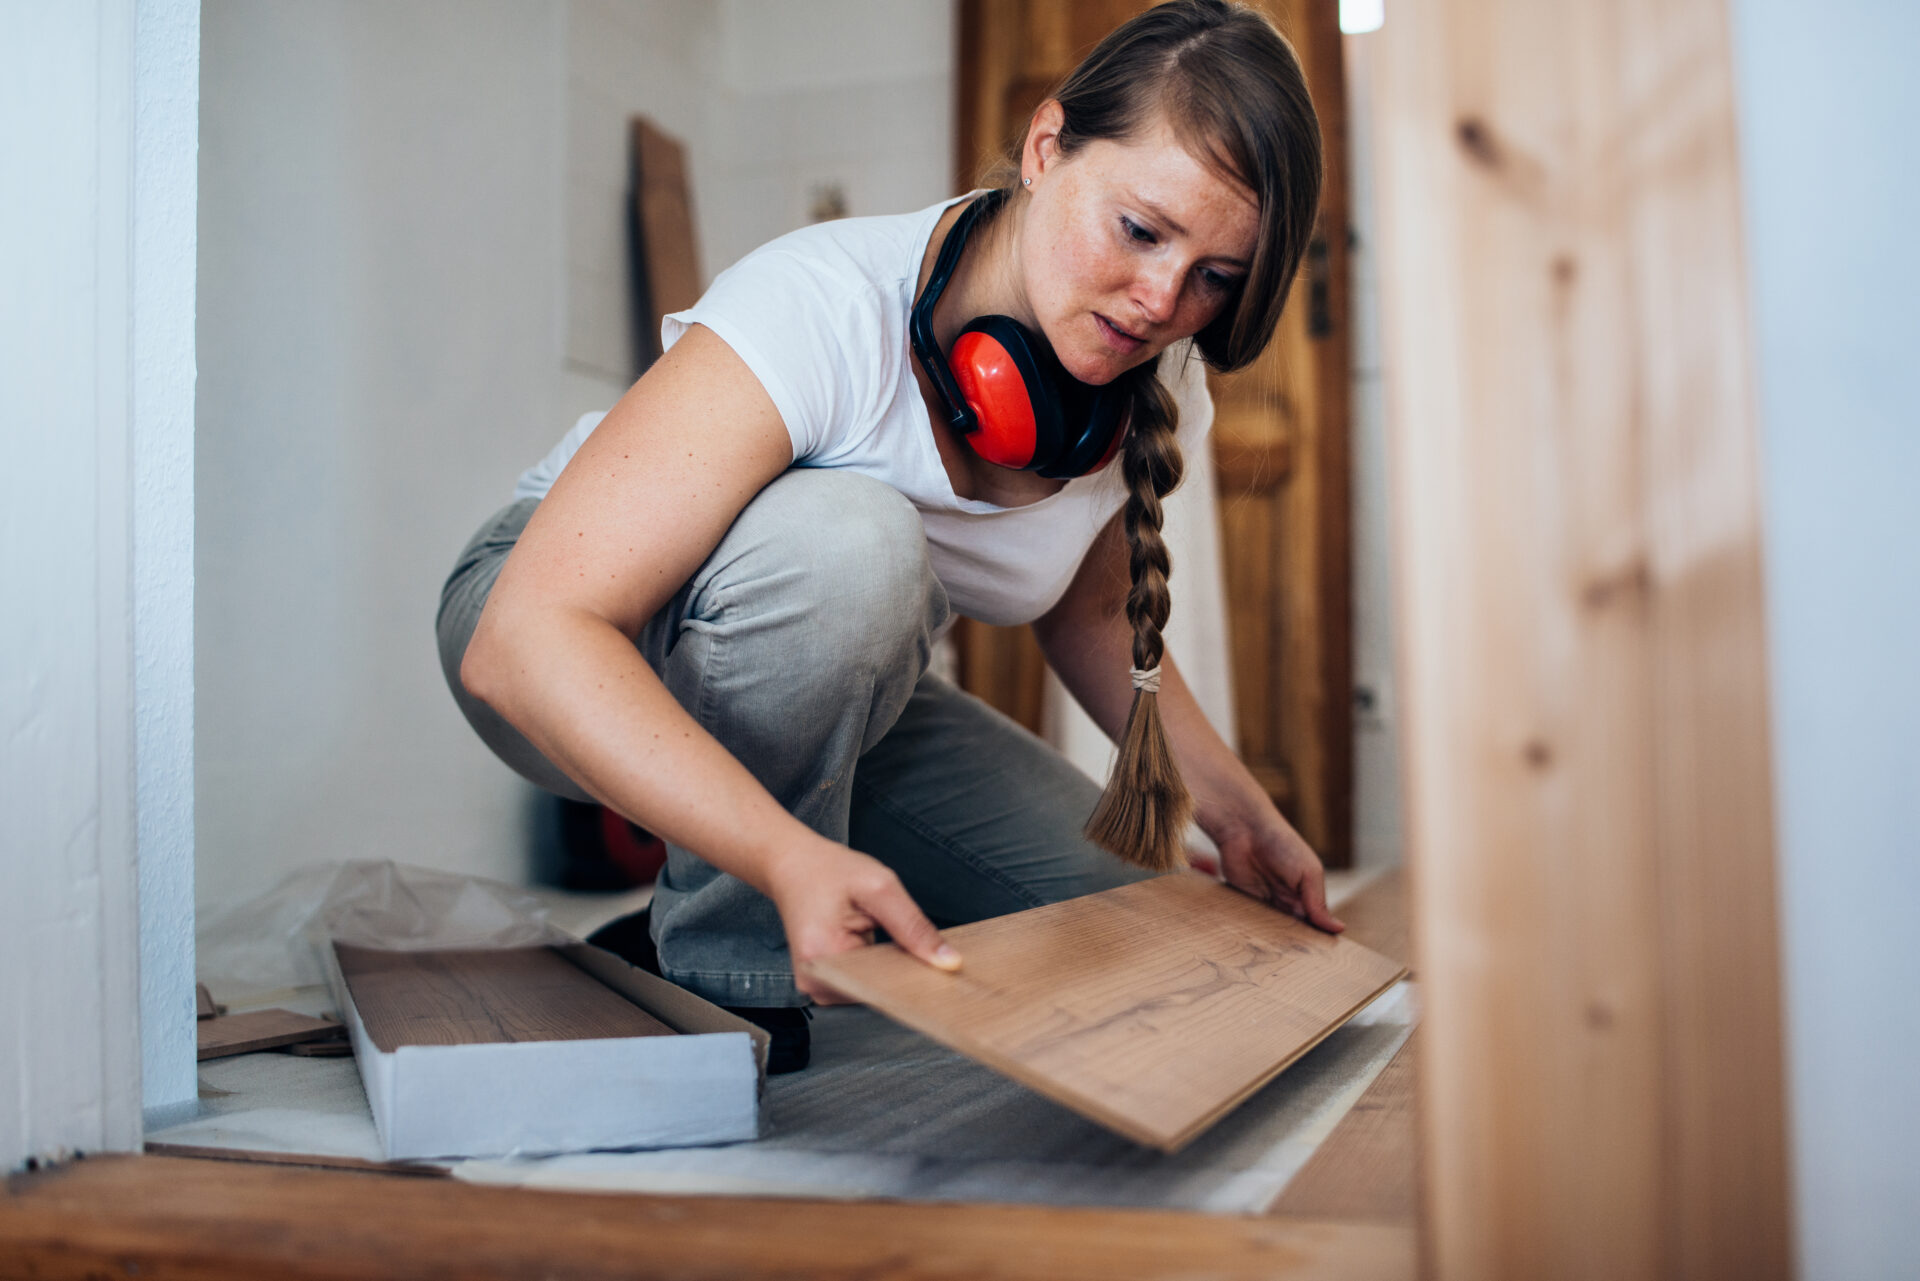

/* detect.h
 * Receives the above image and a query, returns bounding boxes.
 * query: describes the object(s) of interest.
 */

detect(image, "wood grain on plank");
[807,875,1405,1152]
[333,945,674,1053]
[196,1008,345,1061]
[1270,1032,1418,1222]
[2,1154,1415,1281]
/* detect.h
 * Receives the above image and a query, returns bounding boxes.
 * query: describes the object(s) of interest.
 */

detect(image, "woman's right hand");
[768,839,962,1004]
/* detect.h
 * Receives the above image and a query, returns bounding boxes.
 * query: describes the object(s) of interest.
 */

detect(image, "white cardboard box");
[324,941,769,1161]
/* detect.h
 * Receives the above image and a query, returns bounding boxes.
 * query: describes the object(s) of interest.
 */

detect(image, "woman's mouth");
[1094,313,1145,354]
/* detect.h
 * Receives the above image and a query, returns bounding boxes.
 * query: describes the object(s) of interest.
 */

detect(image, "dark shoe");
[588,906,811,1074]
[721,1004,811,1075]
[585,905,661,976]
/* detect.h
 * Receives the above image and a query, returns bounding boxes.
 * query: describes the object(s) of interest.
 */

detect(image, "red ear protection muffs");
[909,189,1127,480]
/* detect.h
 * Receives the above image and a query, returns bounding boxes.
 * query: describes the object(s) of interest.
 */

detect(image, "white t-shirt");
[514,195,1216,627]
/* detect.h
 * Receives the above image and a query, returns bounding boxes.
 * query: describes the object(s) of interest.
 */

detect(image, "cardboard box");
[324,941,768,1161]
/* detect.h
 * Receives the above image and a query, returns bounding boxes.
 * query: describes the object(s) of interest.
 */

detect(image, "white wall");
[1340,33,1404,871]
[704,0,954,274]
[1,0,199,1167]
[198,0,572,908]
[1731,2,1920,1276]
[561,0,955,383]
[131,0,202,1130]
[196,1,954,913]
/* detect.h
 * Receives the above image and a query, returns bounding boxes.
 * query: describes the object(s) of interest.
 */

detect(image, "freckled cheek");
[1038,248,1103,332]
[1177,288,1231,339]
[1176,300,1215,338]
[1057,244,1131,321]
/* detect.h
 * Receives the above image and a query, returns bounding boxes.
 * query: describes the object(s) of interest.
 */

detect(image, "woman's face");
[1017,103,1260,387]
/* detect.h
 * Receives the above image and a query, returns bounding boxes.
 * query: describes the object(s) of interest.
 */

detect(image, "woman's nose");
[1132,261,1182,325]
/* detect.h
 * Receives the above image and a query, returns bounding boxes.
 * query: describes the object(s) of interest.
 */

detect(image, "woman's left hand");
[1212,815,1345,934]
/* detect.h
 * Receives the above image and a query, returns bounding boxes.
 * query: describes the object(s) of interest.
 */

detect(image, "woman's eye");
[1200,268,1239,293]
[1121,217,1156,245]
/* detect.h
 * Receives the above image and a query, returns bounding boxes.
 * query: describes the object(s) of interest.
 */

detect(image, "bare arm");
[1032,512,1344,932]
[461,326,958,997]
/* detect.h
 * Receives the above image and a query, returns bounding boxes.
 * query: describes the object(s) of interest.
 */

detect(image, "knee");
[719,471,947,664]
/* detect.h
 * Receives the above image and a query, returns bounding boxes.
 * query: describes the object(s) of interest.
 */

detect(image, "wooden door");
[955,0,1354,866]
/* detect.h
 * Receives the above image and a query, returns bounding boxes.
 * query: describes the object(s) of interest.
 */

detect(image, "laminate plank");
[1269,1032,1418,1222]
[333,945,674,1053]
[0,1154,1415,1281]
[195,1008,345,1061]
[806,875,1406,1152]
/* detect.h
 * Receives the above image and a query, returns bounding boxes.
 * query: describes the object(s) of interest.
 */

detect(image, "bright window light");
[1340,0,1384,34]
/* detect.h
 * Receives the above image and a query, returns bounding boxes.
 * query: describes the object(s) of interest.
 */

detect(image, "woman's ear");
[1021,99,1067,184]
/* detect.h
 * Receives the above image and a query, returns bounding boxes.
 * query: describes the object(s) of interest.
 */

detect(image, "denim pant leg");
[435,474,1138,1008]
[847,673,1154,928]
[638,469,950,1007]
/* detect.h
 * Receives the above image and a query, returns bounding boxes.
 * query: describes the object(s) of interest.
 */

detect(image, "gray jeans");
[437,469,1147,1007]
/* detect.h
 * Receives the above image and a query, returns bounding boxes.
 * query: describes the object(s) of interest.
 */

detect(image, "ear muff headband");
[909,191,1126,480]
[908,192,1000,439]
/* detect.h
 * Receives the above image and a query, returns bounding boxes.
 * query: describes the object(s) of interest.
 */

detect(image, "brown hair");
[1012,0,1324,872]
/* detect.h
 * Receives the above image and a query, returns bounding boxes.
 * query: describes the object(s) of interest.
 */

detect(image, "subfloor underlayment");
[153,980,1414,1213]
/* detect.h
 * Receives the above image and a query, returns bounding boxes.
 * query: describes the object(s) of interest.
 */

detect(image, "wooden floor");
[0,871,1415,1281]
[1328,865,1411,974]
[1270,867,1417,1224]
[1,1156,1411,1281]
[1271,1031,1419,1222]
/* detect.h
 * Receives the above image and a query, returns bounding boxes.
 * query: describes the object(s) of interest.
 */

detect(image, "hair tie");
[1129,665,1162,694]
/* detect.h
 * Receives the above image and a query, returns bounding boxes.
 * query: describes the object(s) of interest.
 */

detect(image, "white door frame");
[1,0,199,1169]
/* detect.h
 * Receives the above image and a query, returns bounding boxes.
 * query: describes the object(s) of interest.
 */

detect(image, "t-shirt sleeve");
[660,247,885,464]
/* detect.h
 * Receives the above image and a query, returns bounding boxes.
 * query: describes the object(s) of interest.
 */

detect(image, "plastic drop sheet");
[196,859,574,1003]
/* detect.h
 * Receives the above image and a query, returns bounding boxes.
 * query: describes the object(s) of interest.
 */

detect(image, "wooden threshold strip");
[1,1154,1413,1281]
[143,1141,449,1179]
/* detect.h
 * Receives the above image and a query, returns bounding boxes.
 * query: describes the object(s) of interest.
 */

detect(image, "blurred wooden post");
[1365,1,1792,1277]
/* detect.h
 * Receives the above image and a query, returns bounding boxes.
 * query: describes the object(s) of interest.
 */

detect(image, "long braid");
[1084,365,1193,872]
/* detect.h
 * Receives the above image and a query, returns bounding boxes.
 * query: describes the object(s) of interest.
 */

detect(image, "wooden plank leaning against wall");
[1366,0,1792,1276]
[954,0,1355,866]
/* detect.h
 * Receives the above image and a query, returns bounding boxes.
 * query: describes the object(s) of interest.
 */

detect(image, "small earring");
[1022,177,1032,187]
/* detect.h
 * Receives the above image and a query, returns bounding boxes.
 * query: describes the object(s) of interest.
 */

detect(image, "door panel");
[953,0,1352,865]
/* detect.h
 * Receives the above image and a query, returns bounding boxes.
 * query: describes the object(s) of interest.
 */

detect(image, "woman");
[440,0,1342,1072]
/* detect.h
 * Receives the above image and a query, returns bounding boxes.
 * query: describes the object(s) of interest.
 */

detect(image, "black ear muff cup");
[1040,379,1128,480]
